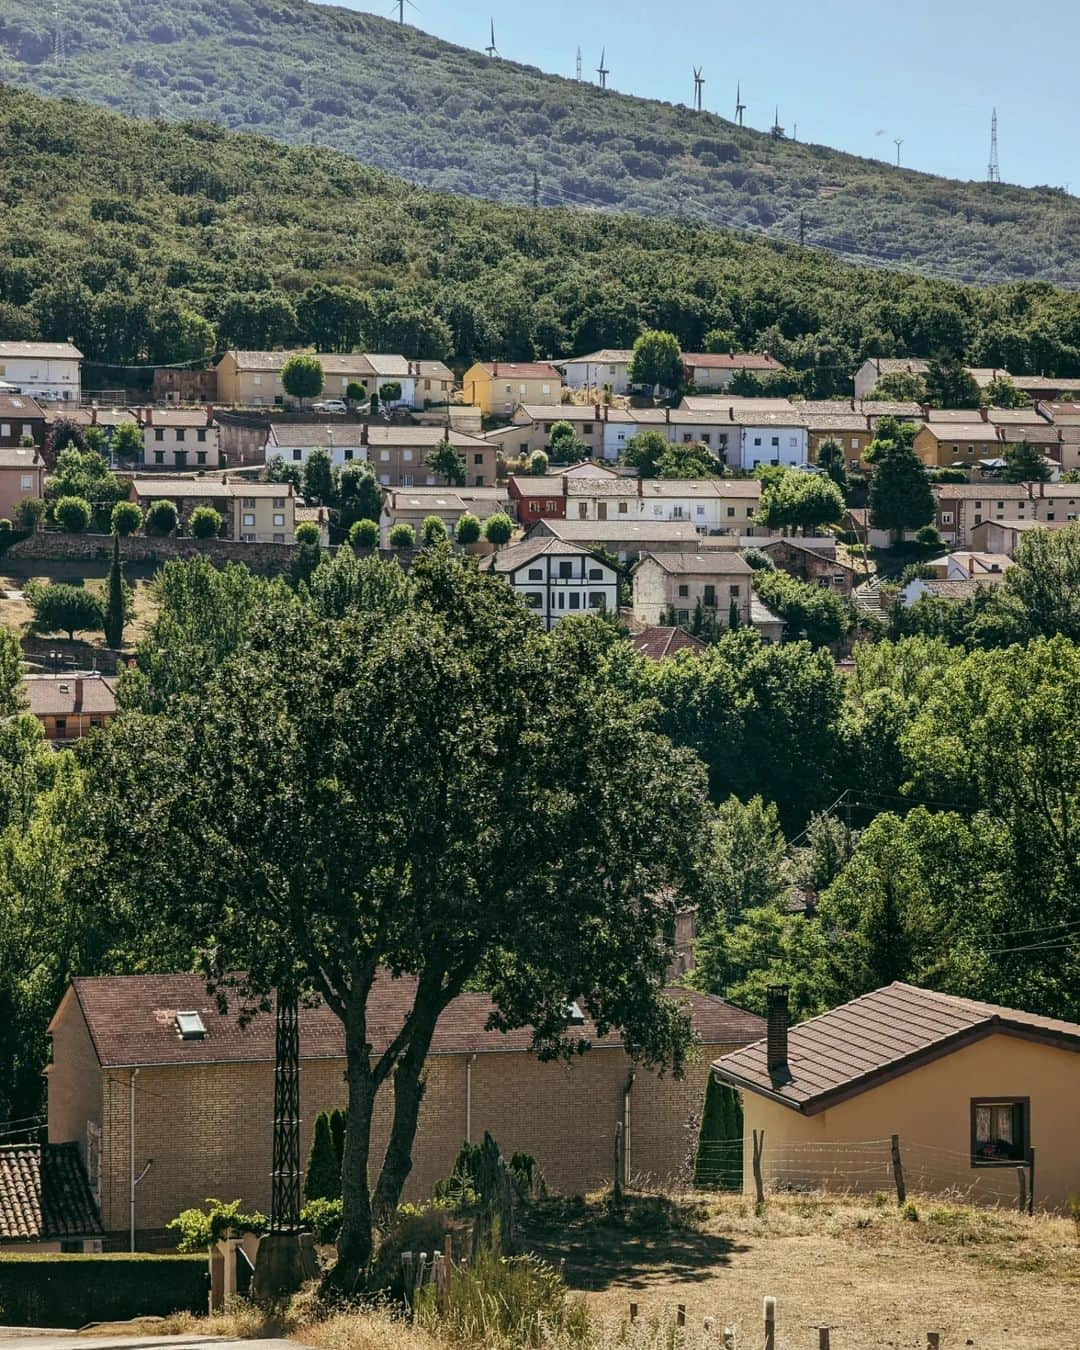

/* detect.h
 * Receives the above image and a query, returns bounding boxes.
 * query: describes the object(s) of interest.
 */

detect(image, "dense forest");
[4,87,1080,390]
[0,0,1079,287]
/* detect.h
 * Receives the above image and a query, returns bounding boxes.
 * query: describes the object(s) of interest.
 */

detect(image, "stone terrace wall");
[8,531,299,576]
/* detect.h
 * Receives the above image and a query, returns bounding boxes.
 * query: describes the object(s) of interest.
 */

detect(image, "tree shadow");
[519,1192,748,1292]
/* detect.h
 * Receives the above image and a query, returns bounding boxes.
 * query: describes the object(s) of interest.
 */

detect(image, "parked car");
[311,399,348,414]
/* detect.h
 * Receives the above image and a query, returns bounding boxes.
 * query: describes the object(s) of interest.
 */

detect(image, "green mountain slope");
[2,84,1080,387]
[1,0,1078,287]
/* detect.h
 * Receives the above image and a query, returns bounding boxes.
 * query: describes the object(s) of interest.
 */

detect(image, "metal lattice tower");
[53,0,65,66]
[693,67,704,113]
[988,108,1001,183]
[269,990,301,1233]
[734,82,745,127]
[597,47,609,90]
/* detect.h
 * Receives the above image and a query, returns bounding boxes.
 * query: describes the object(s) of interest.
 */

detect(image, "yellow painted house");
[462,362,564,417]
[713,983,1080,1212]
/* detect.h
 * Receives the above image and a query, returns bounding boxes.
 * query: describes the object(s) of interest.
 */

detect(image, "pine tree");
[304,1110,342,1201]
[694,1076,744,1190]
[103,533,126,648]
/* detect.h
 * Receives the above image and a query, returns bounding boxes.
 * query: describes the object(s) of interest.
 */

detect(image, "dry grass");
[0,570,159,653]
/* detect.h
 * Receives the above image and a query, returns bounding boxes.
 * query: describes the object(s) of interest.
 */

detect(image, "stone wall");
[8,531,299,576]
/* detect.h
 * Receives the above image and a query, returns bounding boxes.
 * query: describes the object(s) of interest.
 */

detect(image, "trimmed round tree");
[111,502,143,537]
[483,512,513,549]
[189,505,223,539]
[282,354,325,406]
[145,499,179,537]
[421,515,448,546]
[295,521,322,545]
[110,422,143,464]
[454,512,481,546]
[389,522,415,549]
[628,329,683,392]
[349,519,379,551]
[55,496,92,533]
[528,450,549,475]
[346,382,367,404]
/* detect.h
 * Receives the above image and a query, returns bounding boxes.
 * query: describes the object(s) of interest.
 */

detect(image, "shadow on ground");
[519,1192,748,1292]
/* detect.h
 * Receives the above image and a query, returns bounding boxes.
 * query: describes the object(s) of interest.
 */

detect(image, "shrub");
[379,381,402,403]
[915,524,943,549]
[528,450,549,475]
[54,495,92,532]
[0,1253,207,1328]
[304,1111,341,1202]
[345,381,366,402]
[389,522,415,548]
[166,1197,269,1253]
[455,511,481,546]
[17,497,46,529]
[26,582,103,640]
[0,519,11,534]
[349,518,379,550]
[145,499,178,536]
[741,547,775,571]
[294,520,322,545]
[421,514,449,546]
[300,1196,343,1244]
[694,1075,743,1190]
[368,1205,453,1299]
[111,501,143,536]
[483,512,513,548]
[189,505,222,539]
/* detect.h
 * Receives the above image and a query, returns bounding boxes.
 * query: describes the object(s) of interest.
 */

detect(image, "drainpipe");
[129,1070,153,1252]
[622,1070,636,1188]
[465,1053,478,1143]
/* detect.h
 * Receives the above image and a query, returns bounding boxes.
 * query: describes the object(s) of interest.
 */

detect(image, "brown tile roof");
[865,358,930,376]
[507,475,567,497]
[631,627,707,660]
[23,675,117,718]
[223,351,376,377]
[713,982,1080,1114]
[0,394,45,419]
[0,1143,103,1242]
[636,551,753,577]
[482,537,594,574]
[65,973,762,1069]
[0,446,43,470]
[555,350,634,366]
[683,353,785,372]
[478,363,562,380]
[142,409,216,428]
[536,519,702,544]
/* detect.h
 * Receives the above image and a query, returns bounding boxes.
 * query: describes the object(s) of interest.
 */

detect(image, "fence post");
[891,1133,906,1206]
[752,1129,765,1206]
[927,1334,940,1349]
[677,1304,686,1327]
[613,1120,624,1204]
[1027,1146,1036,1216]
[722,1329,735,1350]
[1016,1164,1027,1215]
[763,1295,776,1350]
[629,1301,638,1323]
[818,1329,831,1350]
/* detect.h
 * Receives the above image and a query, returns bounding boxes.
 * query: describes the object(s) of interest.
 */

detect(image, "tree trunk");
[323,1011,378,1296]
[371,1011,439,1221]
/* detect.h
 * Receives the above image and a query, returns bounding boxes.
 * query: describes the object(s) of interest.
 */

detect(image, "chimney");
[144,407,152,427]
[665,408,670,424]
[493,361,499,377]
[766,985,789,1076]
[91,406,98,426]
[979,406,989,423]
[361,422,369,446]
[920,403,930,419]
[850,397,856,411]
[729,406,735,422]
[594,402,601,421]
[73,678,84,713]
[205,403,215,425]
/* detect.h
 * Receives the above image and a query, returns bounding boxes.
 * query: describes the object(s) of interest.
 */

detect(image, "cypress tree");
[694,1077,744,1191]
[329,1106,346,1176]
[304,1110,341,1201]
[103,533,125,648]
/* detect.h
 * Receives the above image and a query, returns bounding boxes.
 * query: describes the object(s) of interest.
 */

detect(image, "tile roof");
[641,479,761,499]
[0,342,82,360]
[535,519,702,543]
[915,578,995,599]
[477,363,562,380]
[713,982,1080,1114]
[933,483,1032,499]
[482,537,594,573]
[270,424,487,449]
[0,446,43,470]
[679,397,798,414]
[555,350,634,366]
[0,394,45,418]
[865,358,930,375]
[64,973,762,1068]
[919,423,1003,441]
[0,1143,103,1242]
[683,353,784,371]
[636,551,753,576]
[515,404,605,422]
[1012,375,1080,392]
[631,626,707,660]
[142,409,216,428]
[129,477,294,500]
[23,675,117,718]
[222,351,376,376]
[507,475,567,496]
[366,354,411,378]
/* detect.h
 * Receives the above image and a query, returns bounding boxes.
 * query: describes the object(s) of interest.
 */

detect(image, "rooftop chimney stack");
[766,985,790,1076]
[73,677,84,713]
[361,422,369,446]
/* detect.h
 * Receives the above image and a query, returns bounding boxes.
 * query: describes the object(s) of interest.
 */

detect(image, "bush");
[345,381,366,402]
[304,1111,341,1203]
[166,1197,269,1253]
[455,512,481,546]
[17,497,46,529]
[421,514,448,546]
[0,519,11,534]
[349,518,378,550]
[389,522,415,548]
[0,1254,207,1328]
[54,495,92,533]
[300,1196,343,1244]
[145,498,178,536]
[295,520,322,546]
[368,1205,453,1299]
[111,501,143,536]
[189,505,222,539]
[26,583,104,640]
[741,547,775,571]
[915,524,943,549]
[483,512,513,547]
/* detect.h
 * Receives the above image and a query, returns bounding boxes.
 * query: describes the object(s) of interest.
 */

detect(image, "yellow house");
[914,422,1003,468]
[713,983,1080,1211]
[462,362,564,417]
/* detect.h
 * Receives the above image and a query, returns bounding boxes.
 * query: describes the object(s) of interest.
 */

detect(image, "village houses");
[265,424,496,486]
[0,341,83,403]
[632,551,754,628]
[21,674,117,745]
[0,443,44,518]
[379,484,510,546]
[0,393,46,449]
[128,478,296,543]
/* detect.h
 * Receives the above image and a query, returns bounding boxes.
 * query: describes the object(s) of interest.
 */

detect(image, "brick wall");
[90,1046,728,1245]
[8,531,299,576]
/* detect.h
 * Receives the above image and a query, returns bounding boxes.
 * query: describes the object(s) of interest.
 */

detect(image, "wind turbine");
[391,0,420,21]
[485,18,498,58]
[894,137,904,167]
[693,66,704,112]
[597,47,609,90]
[734,82,746,127]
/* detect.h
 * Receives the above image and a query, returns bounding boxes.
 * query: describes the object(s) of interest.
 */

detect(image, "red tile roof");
[0,1143,103,1242]
[66,973,763,1069]
[713,982,1080,1114]
[683,353,785,372]
[631,627,707,660]
[479,363,562,380]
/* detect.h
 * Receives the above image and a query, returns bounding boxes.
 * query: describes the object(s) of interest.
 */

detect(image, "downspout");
[465,1053,478,1143]
[129,1069,138,1251]
[622,1070,636,1188]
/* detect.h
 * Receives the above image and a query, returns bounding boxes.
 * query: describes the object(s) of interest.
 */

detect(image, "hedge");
[0,1253,207,1328]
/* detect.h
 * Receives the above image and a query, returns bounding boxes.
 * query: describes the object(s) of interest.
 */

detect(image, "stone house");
[128,478,296,544]
[761,538,859,597]
[632,551,753,627]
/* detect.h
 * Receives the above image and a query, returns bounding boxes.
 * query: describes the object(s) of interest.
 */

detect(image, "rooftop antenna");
[734,82,745,127]
[485,18,498,57]
[771,106,784,139]
[53,0,65,65]
[597,47,609,90]
[693,66,705,113]
[894,137,904,168]
[576,46,582,81]
[987,107,1001,183]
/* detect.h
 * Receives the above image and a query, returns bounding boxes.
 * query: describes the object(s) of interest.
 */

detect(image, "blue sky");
[321,0,1077,191]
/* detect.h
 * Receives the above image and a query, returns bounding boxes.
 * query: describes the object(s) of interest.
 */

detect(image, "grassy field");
[0,568,159,660]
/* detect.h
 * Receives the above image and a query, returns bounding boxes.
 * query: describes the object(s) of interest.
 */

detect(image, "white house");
[853,358,931,400]
[265,423,369,469]
[555,350,634,395]
[141,407,221,470]
[367,354,415,408]
[0,342,82,403]
[730,411,809,471]
[483,537,618,630]
[682,352,786,391]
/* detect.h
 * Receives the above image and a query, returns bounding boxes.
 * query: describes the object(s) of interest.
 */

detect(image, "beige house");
[682,352,785,391]
[379,484,510,546]
[968,518,1073,557]
[462,363,564,417]
[46,973,763,1248]
[714,983,1080,1211]
[129,478,296,543]
[140,408,221,471]
[506,404,609,458]
[853,358,930,400]
[0,443,44,519]
[934,482,1080,547]
[216,351,375,407]
[632,551,753,627]
[22,674,117,744]
[365,426,496,488]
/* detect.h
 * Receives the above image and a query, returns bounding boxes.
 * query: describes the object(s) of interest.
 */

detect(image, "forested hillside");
[4,87,1080,387]
[1,0,1078,286]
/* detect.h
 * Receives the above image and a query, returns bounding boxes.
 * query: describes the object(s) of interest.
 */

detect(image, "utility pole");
[987,108,1001,183]
[798,212,806,247]
[485,18,498,58]
[734,82,746,128]
[894,138,904,168]
[53,0,65,65]
[771,106,784,139]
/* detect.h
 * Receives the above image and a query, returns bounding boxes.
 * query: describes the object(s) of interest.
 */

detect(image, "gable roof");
[713,982,1080,1115]
[631,626,707,660]
[0,1143,104,1242]
[482,536,595,574]
[0,394,45,419]
[61,974,763,1070]
[0,446,43,470]
[555,350,634,366]
[683,353,784,372]
[23,674,117,718]
[635,551,753,577]
[0,341,82,361]
[474,362,562,381]
[534,519,702,544]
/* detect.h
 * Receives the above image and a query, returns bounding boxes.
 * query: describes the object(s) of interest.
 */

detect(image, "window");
[524,592,542,608]
[729,584,740,596]
[528,500,540,512]
[696,505,705,516]
[971,1098,1028,1165]
[771,437,780,448]
[243,496,255,508]
[676,609,689,623]
[175,429,186,443]
[273,533,285,543]
[154,428,164,442]
[727,506,736,517]
[154,451,164,465]
[273,513,285,527]
[941,511,954,525]
[86,1121,100,1193]
[703,585,716,607]
[197,429,207,443]
[242,533,256,543]
[292,448,303,461]
[403,450,413,462]
[344,448,354,461]
[20,474,32,490]
[850,438,860,450]
[243,512,256,527]
[542,384,551,395]
[754,437,762,447]
[588,567,603,580]
[558,560,573,578]
[520,443,530,454]
[683,433,693,444]
[588,592,606,608]
[380,451,390,462]
[55,718,67,732]
[402,474,414,487]
[474,453,484,464]
[0,424,8,438]
[568,593,581,610]
[253,374,262,386]
[196,451,207,466]
[701,434,711,446]
[273,498,285,509]
[527,567,543,580]
[677,584,689,598]
[583,424,593,435]
[618,501,628,514]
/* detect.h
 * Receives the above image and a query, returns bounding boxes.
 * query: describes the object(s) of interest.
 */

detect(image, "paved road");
[0,1337,301,1350]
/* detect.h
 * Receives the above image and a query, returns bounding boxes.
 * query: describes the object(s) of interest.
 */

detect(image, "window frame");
[970,1096,1029,1168]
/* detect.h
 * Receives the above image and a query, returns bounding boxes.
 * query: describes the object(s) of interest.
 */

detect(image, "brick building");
[46,974,762,1249]
[761,538,860,597]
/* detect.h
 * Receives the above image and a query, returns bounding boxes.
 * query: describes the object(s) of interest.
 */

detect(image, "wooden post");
[677,1304,686,1327]
[613,1120,624,1204]
[752,1129,765,1206]
[1017,1165,1028,1215]
[927,1334,940,1349]
[763,1295,776,1350]
[629,1301,638,1323]
[1028,1146,1036,1216]
[891,1133,906,1206]
[818,1329,831,1350]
